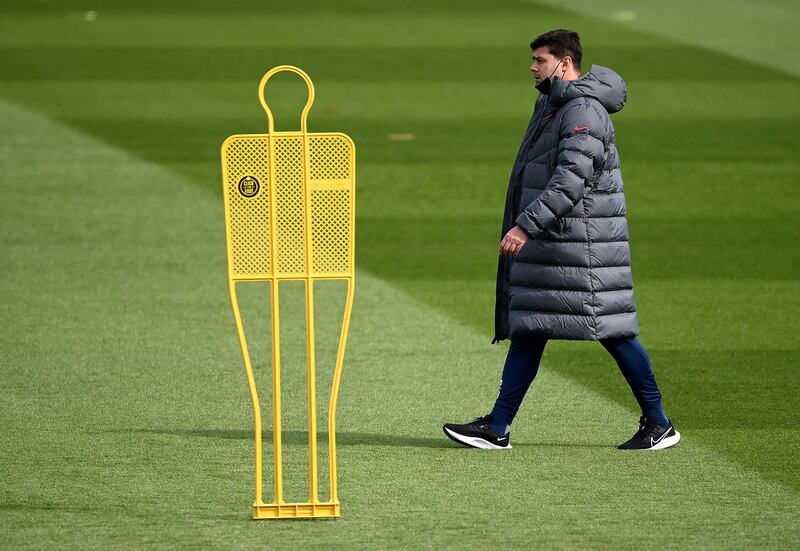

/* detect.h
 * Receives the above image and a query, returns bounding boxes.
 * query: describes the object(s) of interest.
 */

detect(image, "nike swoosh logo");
[650,429,672,446]
[574,126,589,132]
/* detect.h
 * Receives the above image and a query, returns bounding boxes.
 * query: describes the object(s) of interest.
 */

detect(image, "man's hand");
[499,225,530,257]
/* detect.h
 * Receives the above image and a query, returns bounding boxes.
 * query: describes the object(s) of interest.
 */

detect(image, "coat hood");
[547,65,627,114]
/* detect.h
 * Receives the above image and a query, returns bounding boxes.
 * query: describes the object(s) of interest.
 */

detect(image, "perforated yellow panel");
[311,188,351,274]
[222,133,354,279]
[309,136,351,181]
[308,135,352,275]
[273,136,306,274]
[223,137,271,279]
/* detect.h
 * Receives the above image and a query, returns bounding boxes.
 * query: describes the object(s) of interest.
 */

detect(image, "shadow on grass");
[104,428,616,449]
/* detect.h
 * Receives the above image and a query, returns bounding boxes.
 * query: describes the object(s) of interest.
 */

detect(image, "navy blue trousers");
[488,335,668,435]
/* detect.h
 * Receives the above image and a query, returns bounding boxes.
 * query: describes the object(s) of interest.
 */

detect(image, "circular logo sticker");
[238,176,260,198]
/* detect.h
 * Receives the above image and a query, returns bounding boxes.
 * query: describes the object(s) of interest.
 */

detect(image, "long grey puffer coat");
[493,65,639,342]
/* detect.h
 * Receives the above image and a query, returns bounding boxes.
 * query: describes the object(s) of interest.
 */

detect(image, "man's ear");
[561,56,572,73]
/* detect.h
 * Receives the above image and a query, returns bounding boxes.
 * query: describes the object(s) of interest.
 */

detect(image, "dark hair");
[530,29,582,70]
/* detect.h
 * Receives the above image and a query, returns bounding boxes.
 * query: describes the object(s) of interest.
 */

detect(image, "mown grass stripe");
[0,45,787,83]
[3,81,800,120]
[0,0,527,16]
[0,13,653,48]
[1,116,794,169]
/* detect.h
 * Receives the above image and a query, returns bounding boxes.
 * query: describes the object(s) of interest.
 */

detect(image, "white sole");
[647,430,681,451]
[444,427,512,450]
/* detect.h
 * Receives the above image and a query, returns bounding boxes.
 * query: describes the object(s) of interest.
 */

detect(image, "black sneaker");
[442,416,511,449]
[618,416,681,450]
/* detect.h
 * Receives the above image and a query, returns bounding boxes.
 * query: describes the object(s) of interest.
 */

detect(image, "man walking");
[443,29,679,451]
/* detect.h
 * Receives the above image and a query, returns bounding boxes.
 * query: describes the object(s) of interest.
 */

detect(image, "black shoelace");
[635,420,664,440]
[472,416,489,428]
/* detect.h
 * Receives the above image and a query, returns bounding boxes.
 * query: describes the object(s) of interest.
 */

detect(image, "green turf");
[534,0,800,77]
[1,1,798,548]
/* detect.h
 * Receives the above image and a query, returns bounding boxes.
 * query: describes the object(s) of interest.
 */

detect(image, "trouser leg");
[488,334,548,434]
[600,337,669,426]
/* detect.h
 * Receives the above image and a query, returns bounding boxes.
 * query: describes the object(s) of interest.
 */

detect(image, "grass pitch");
[1,1,798,548]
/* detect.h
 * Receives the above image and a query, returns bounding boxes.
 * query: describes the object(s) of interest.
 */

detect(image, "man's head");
[530,29,582,86]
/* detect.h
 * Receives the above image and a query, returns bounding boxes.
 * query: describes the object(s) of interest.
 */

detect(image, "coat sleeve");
[515,102,606,238]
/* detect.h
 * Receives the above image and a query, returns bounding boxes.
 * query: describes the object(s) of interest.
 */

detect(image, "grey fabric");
[493,65,639,342]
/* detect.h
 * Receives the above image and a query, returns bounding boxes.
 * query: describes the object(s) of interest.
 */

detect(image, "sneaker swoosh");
[650,428,672,446]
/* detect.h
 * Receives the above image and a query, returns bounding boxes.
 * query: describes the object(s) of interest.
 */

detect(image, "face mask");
[535,58,563,95]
